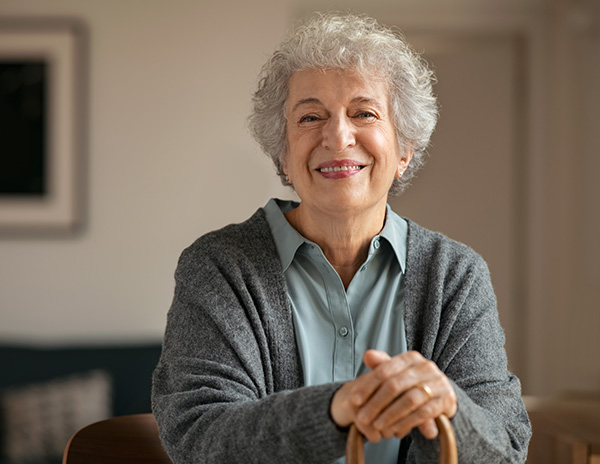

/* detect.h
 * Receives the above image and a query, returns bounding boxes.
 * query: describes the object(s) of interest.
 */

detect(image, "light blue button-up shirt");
[264,198,408,464]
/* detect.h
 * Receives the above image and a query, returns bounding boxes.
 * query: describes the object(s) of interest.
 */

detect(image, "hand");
[330,350,457,442]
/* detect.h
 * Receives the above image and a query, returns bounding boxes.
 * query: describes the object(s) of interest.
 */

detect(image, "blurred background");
[0,0,598,461]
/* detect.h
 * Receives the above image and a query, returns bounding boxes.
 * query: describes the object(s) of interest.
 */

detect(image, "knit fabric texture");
[152,208,531,463]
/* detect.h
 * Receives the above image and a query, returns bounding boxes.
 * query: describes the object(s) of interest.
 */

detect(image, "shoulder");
[175,208,280,285]
[404,219,492,299]
[406,219,487,271]
[186,208,271,254]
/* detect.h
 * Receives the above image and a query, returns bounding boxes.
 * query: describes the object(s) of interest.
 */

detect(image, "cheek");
[287,136,313,165]
[282,149,303,178]
[367,131,398,161]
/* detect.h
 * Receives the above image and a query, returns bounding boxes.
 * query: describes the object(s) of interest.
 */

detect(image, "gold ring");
[416,383,433,399]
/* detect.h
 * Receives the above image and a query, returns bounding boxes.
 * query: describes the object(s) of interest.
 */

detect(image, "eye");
[299,114,320,123]
[356,111,377,119]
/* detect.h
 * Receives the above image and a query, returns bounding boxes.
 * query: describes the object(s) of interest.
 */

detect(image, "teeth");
[319,165,362,173]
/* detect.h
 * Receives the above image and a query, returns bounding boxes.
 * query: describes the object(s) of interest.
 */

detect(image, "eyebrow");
[291,98,321,113]
[290,96,384,113]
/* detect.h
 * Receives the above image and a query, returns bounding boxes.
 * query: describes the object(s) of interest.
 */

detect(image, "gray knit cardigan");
[151,208,531,463]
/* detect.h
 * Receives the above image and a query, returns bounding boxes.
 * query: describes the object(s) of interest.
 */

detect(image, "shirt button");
[338,327,349,337]
[373,239,380,249]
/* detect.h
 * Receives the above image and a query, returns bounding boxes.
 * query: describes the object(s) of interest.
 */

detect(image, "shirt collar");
[263,198,407,274]
[379,204,408,274]
[263,198,304,272]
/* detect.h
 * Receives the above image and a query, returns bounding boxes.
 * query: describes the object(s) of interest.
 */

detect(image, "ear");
[282,165,292,185]
[281,154,292,184]
[396,149,414,178]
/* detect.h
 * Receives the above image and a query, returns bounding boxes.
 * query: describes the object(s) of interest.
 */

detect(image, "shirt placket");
[316,255,355,382]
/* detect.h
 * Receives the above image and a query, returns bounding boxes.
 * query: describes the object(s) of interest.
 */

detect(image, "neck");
[285,202,387,288]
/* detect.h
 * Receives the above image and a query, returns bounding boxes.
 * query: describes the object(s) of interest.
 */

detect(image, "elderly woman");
[152,12,531,464]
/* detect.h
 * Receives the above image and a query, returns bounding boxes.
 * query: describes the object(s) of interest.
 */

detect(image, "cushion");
[1,370,112,463]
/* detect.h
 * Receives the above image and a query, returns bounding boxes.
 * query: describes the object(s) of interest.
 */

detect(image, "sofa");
[0,343,162,464]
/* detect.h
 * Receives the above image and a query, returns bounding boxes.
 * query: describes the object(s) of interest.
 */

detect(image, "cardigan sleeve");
[151,238,348,464]
[405,242,531,464]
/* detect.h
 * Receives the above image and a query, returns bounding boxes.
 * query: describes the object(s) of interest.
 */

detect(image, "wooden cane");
[345,414,457,464]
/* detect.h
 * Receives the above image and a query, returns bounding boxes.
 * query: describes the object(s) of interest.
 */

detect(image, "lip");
[315,159,366,179]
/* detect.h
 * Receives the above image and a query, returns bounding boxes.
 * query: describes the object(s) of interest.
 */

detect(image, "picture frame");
[0,18,87,235]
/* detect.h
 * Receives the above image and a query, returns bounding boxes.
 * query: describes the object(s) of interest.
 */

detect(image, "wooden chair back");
[64,412,456,463]
[62,413,172,464]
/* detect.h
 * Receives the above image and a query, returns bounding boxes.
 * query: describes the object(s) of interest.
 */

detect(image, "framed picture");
[0,18,87,235]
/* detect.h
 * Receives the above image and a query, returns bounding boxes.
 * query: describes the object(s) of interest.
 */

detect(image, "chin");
[317,195,381,214]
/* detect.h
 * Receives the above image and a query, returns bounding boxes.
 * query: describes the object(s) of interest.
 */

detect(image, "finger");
[329,368,411,428]
[354,422,385,444]
[332,352,417,437]
[386,417,439,440]
[373,351,425,380]
[330,381,362,427]
[388,400,443,439]
[352,351,424,408]
[358,356,434,425]
[418,419,439,439]
[385,380,457,440]
[371,378,438,431]
[363,349,391,370]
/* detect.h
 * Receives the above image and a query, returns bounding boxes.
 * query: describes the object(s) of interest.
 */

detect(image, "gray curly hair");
[248,12,438,196]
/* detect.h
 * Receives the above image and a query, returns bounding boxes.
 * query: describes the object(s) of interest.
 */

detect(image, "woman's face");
[284,68,411,218]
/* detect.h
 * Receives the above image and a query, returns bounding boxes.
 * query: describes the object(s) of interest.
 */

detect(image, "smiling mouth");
[317,165,364,173]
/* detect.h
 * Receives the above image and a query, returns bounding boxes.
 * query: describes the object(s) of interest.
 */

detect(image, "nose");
[322,115,356,152]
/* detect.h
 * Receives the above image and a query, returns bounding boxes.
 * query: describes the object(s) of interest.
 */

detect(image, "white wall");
[528,0,600,395]
[0,0,293,344]
[0,0,598,396]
